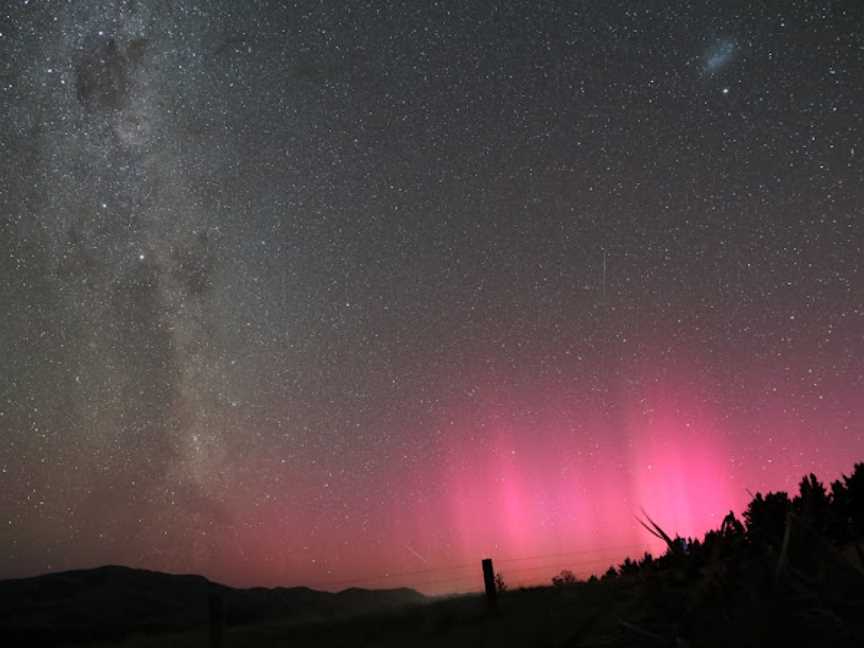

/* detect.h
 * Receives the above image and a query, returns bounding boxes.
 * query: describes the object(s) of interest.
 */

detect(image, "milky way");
[1,1,863,594]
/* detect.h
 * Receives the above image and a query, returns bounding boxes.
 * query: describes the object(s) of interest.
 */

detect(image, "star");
[0,0,860,596]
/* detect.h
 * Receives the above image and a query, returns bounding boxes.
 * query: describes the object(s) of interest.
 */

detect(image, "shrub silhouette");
[618,557,639,576]
[550,462,864,646]
[551,570,578,588]
[494,572,508,593]
[550,464,864,589]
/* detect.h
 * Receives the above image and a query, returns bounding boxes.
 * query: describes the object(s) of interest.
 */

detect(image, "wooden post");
[482,558,498,611]
[208,591,224,648]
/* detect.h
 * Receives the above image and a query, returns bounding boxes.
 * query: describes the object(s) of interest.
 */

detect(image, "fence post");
[208,591,224,648]
[482,558,498,611]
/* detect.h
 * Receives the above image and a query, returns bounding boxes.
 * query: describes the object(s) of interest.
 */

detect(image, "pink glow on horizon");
[363,370,742,591]
[625,384,741,542]
[143,365,862,596]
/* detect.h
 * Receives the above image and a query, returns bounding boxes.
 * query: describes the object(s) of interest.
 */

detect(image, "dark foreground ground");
[84,558,864,648]
[7,540,863,648]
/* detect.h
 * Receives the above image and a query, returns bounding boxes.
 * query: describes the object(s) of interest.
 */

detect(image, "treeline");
[553,462,864,586]
[549,463,864,646]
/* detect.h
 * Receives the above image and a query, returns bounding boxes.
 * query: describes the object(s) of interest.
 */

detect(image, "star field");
[1,1,863,592]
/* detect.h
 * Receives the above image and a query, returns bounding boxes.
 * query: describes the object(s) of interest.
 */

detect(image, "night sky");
[1,1,863,594]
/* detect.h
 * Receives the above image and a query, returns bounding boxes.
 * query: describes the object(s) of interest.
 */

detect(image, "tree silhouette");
[552,570,578,587]
[793,473,830,534]
[744,490,790,550]
[844,462,864,538]
[829,463,864,561]
[551,457,864,645]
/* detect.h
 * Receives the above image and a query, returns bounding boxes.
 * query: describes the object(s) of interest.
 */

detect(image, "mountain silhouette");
[0,565,424,646]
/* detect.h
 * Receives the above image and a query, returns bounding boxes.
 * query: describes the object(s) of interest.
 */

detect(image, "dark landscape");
[4,463,863,647]
[0,564,425,646]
